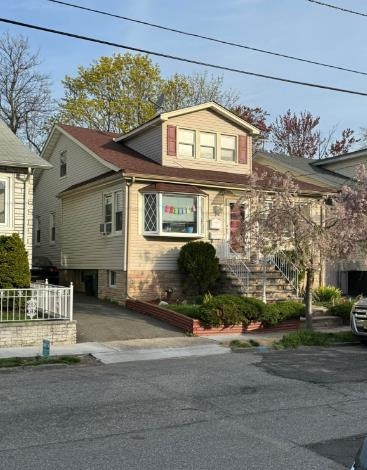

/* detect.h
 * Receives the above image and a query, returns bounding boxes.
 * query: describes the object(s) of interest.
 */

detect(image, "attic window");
[60,150,67,177]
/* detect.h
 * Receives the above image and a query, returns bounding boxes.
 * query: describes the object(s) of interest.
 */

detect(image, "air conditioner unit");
[99,222,112,235]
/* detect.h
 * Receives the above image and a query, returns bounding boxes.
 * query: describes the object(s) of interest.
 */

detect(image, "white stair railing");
[267,251,299,296]
[216,241,251,294]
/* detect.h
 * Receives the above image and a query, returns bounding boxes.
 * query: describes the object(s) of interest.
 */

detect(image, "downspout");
[23,168,32,245]
[123,176,135,282]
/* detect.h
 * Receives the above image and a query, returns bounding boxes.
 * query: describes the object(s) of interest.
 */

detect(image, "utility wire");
[1,16,367,97]
[306,0,367,17]
[48,0,367,77]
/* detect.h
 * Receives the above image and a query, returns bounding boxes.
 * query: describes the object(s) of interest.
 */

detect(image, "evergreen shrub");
[0,233,30,288]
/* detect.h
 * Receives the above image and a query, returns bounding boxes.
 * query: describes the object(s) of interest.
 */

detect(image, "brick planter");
[126,299,300,336]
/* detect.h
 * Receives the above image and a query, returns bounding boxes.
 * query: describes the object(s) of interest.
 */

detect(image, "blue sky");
[1,0,366,142]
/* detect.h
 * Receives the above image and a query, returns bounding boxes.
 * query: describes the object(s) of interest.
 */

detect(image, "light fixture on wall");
[213,205,222,216]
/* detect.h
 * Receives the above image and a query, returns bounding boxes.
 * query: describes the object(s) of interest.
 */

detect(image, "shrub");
[198,295,265,327]
[0,233,30,288]
[261,301,305,327]
[167,304,202,318]
[313,285,342,303]
[328,301,354,324]
[177,241,220,295]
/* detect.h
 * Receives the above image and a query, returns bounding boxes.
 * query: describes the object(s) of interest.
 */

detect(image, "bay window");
[143,192,204,236]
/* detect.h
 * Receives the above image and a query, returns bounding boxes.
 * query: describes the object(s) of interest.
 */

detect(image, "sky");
[0,0,366,143]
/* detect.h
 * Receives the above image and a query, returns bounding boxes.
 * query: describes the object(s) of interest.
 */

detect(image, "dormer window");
[60,150,67,177]
[221,135,236,162]
[200,132,216,160]
[178,129,195,157]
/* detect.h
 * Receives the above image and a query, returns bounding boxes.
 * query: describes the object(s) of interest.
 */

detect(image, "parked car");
[350,298,367,342]
[31,256,59,284]
[351,437,367,469]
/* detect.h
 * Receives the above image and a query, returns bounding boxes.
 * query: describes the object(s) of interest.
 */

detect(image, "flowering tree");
[236,166,367,328]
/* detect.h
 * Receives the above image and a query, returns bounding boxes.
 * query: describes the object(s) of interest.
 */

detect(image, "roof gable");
[0,119,51,169]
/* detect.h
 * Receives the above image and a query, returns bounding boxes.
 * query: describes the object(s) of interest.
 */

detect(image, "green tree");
[0,233,30,288]
[58,53,162,133]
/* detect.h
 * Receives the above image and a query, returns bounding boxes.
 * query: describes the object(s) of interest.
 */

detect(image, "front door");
[228,202,246,253]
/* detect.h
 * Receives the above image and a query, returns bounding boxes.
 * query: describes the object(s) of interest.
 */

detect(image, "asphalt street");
[1,345,367,469]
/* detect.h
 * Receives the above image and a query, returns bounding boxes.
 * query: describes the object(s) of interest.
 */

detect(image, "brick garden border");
[126,299,300,335]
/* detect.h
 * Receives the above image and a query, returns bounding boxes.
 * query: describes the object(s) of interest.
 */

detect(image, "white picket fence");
[0,281,73,322]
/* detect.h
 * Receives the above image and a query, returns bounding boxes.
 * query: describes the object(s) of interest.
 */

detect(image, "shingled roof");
[0,119,51,169]
[57,124,330,195]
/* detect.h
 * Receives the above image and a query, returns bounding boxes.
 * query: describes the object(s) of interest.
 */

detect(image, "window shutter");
[238,135,248,164]
[167,125,177,156]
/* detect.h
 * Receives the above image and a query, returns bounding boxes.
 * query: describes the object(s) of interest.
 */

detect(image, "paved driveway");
[73,294,184,343]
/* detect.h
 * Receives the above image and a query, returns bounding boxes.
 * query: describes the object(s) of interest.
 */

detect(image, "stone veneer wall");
[0,321,76,348]
[127,270,183,301]
[98,270,127,305]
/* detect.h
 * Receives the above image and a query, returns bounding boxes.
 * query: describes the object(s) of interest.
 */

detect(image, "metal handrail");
[216,241,251,294]
[267,251,299,296]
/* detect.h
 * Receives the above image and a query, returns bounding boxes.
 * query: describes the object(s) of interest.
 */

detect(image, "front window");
[143,193,204,237]
[103,190,123,234]
[35,216,41,244]
[108,270,116,287]
[221,135,236,162]
[0,180,5,224]
[178,129,195,157]
[200,132,216,160]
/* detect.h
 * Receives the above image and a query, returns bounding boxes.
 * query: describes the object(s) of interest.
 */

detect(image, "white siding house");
[0,119,51,264]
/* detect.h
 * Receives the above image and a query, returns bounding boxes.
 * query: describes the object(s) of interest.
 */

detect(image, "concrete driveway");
[73,294,184,343]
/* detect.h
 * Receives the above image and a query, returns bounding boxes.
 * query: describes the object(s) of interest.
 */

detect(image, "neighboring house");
[34,102,328,303]
[254,149,367,296]
[0,119,51,265]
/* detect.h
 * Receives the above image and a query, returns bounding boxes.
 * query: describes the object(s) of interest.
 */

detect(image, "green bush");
[167,304,202,318]
[328,301,354,324]
[261,301,305,327]
[313,285,342,303]
[198,295,265,327]
[177,241,220,295]
[0,233,30,288]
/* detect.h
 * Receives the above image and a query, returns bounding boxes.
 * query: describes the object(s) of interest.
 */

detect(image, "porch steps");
[217,262,299,301]
[300,306,343,329]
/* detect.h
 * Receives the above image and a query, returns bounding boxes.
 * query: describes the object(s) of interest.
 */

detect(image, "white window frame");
[102,190,123,235]
[49,212,56,244]
[178,128,195,158]
[0,177,10,228]
[108,270,117,287]
[200,132,216,160]
[143,192,205,238]
[220,134,237,162]
[60,150,67,178]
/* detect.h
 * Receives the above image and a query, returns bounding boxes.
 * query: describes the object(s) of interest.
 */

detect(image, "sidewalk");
[0,326,351,365]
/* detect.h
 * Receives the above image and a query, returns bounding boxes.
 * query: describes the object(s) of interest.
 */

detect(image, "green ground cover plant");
[274,330,356,349]
[0,355,81,368]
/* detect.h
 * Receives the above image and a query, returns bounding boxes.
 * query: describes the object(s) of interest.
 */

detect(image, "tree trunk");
[305,268,314,329]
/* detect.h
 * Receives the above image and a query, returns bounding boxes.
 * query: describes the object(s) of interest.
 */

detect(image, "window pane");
[144,194,157,232]
[178,143,194,157]
[104,195,112,223]
[178,129,195,158]
[162,195,197,233]
[115,191,122,231]
[0,181,5,224]
[221,149,235,161]
[200,132,215,160]
[221,135,235,149]
[179,129,195,144]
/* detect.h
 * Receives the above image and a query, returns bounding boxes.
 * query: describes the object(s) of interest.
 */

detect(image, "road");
[1,344,367,469]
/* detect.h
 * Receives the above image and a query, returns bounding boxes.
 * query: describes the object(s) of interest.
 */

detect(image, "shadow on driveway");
[74,294,185,343]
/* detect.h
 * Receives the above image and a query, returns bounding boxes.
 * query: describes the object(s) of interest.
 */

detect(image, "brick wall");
[127,270,183,301]
[98,269,127,305]
[0,321,76,348]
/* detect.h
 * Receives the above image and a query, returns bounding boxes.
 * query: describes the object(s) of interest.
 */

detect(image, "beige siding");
[321,155,367,179]
[61,181,124,270]
[0,170,33,264]
[162,109,252,175]
[125,124,162,163]
[33,134,112,266]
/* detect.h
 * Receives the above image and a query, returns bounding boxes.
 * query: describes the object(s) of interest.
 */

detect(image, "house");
[0,119,51,264]
[254,148,367,296]
[34,102,328,303]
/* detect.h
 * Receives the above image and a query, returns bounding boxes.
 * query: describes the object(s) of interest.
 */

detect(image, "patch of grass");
[0,355,81,368]
[274,330,357,349]
[230,339,260,348]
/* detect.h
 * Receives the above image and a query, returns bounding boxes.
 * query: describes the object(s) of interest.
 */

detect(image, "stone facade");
[0,321,76,348]
[127,270,183,302]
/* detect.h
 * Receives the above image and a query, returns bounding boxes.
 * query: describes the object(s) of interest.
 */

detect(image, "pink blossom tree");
[237,166,367,328]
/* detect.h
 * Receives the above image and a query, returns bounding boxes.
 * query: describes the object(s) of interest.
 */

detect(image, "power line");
[1,16,367,97]
[305,0,367,17]
[48,0,367,77]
